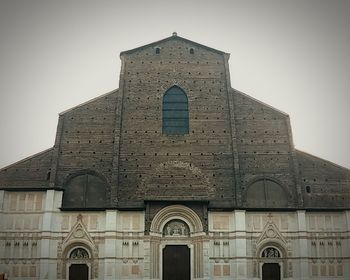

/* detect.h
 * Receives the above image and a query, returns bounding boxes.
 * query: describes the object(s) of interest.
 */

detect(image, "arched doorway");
[67,247,90,280]
[260,247,282,280]
[148,205,205,279]
[162,220,191,280]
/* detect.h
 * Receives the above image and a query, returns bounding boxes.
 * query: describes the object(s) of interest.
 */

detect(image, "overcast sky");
[0,0,349,169]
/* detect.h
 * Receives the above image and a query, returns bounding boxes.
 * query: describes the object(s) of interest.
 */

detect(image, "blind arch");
[246,179,288,208]
[62,173,107,209]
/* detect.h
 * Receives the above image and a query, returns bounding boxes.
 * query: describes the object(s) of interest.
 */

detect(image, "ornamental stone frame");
[57,215,99,280]
[258,244,286,280]
[65,246,92,280]
[147,205,206,279]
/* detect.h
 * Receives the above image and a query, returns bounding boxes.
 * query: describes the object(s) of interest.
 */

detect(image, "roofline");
[232,88,289,117]
[59,88,119,115]
[0,147,54,172]
[296,149,350,172]
[120,34,228,56]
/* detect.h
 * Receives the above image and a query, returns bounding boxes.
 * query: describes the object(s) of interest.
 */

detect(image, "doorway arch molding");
[256,242,287,279]
[150,204,204,235]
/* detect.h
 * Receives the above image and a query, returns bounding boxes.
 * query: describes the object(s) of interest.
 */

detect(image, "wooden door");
[163,245,190,280]
[262,263,281,280]
[69,264,88,280]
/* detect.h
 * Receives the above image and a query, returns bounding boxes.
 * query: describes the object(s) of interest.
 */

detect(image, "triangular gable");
[256,217,287,246]
[62,214,97,250]
[120,33,227,56]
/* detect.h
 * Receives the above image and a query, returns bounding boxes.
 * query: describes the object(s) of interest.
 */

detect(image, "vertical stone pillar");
[0,190,4,210]
[234,210,246,279]
[344,211,350,277]
[104,210,117,279]
[202,237,210,280]
[297,210,308,279]
[39,190,57,279]
[345,211,350,231]
[0,190,4,229]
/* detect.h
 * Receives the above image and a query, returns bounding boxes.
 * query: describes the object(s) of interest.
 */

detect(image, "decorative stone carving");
[261,247,280,258]
[57,214,99,279]
[256,218,287,247]
[70,248,89,259]
[163,219,190,236]
[150,204,203,234]
[254,217,290,279]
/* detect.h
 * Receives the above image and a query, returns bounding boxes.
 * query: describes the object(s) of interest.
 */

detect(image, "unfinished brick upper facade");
[1,33,348,210]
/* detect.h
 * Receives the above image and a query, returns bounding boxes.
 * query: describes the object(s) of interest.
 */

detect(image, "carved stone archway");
[57,214,98,280]
[66,247,91,280]
[150,204,204,235]
[147,205,206,280]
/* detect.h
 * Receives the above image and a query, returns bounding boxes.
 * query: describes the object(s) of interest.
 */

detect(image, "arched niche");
[246,178,288,208]
[62,171,108,209]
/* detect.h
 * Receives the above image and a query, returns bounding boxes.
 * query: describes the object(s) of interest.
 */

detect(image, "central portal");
[163,245,190,280]
[262,263,281,280]
[69,264,88,280]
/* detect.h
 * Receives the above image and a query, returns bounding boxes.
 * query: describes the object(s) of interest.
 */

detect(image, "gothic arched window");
[62,173,107,209]
[162,86,189,135]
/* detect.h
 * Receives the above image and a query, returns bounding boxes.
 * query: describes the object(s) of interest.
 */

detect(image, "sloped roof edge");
[296,149,350,172]
[232,88,289,117]
[120,34,228,56]
[59,88,119,115]
[0,147,53,172]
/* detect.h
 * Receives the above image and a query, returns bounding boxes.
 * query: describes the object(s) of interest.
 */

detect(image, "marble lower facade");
[0,190,349,280]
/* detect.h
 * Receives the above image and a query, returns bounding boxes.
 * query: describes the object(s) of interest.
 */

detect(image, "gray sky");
[0,0,349,169]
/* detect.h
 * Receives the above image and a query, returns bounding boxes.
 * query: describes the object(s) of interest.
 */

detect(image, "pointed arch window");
[162,86,189,135]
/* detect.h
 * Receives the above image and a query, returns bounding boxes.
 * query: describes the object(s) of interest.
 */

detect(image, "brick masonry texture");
[0,35,349,209]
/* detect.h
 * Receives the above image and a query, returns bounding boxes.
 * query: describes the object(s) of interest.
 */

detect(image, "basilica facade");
[0,34,349,280]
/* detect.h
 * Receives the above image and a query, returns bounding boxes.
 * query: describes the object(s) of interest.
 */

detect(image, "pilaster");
[39,190,57,279]
[104,210,117,279]
[234,210,246,279]
[297,210,308,279]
